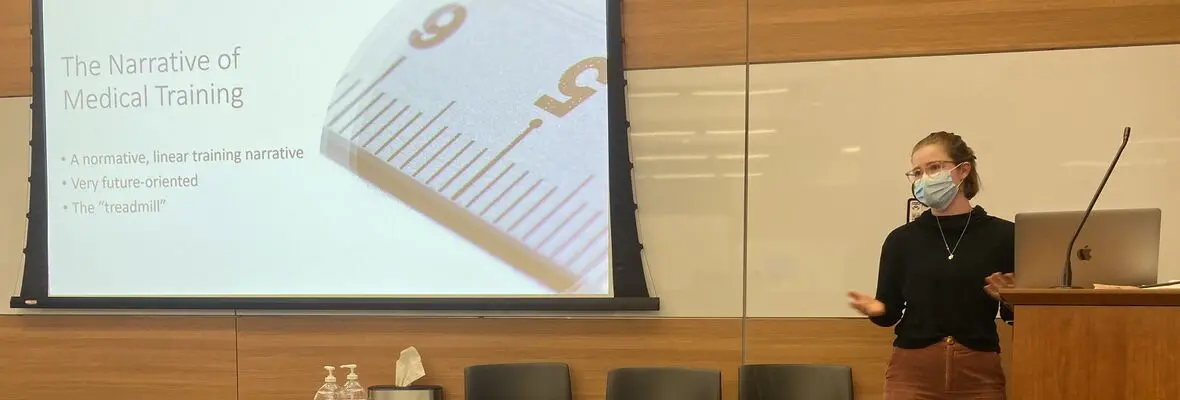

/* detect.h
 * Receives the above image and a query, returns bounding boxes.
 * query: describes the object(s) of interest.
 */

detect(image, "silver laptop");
[1014,208,1162,288]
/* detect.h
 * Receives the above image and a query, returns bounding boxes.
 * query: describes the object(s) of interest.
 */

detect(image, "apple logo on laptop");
[1077,245,1093,261]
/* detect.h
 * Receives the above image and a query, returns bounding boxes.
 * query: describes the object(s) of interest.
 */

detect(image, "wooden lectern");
[999,289,1180,400]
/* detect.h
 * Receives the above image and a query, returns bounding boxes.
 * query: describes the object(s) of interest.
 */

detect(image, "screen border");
[11,0,658,312]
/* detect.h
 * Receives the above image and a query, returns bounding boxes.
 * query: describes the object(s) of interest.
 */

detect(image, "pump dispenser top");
[323,366,337,383]
[338,364,365,400]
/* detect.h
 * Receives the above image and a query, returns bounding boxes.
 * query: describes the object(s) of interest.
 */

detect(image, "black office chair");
[464,362,572,400]
[739,364,854,400]
[606,367,722,400]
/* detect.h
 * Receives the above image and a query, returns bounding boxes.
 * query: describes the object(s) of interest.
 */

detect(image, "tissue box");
[368,385,443,400]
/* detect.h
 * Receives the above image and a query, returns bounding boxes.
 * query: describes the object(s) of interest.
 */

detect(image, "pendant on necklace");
[948,254,955,260]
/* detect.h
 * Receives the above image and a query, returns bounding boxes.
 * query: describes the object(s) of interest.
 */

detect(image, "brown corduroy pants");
[883,337,1006,400]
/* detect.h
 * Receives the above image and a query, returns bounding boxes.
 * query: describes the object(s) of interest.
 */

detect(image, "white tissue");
[395,346,426,387]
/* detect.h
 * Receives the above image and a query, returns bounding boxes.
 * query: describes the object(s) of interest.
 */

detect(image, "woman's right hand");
[847,291,886,317]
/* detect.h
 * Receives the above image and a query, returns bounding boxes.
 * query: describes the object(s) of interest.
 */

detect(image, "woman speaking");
[847,131,1016,399]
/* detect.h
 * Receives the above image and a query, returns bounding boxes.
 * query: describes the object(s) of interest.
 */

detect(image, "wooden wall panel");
[0,0,748,97]
[0,316,1014,400]
[1010,306,1180,399]
[0,0,31,97]
[237,317,743,400]
[744,318,1013,400]
[621,0,747,69]
[748,0,1180,64]
[744,319,893,399]
[0,315,238,400]
[10,2,1180,92]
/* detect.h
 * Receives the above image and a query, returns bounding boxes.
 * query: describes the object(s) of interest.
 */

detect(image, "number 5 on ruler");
[535,56,608,118]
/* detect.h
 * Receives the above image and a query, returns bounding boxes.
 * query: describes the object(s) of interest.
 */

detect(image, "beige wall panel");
[237,316,744,400]
[0,97,30,314]
[627,65,747,317]
[745,44,1180,318]
[748,0,1180,64]
[0,315,238,399]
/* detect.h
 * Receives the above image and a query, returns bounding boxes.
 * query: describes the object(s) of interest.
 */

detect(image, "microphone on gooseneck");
[1057,127,1132,289]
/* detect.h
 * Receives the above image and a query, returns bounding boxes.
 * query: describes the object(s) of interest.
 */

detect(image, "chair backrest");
[606,367,722,400]
[464,362,572,400]
[739,364,854,400]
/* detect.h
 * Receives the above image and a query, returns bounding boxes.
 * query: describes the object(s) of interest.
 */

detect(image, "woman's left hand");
[984,272,1015,301]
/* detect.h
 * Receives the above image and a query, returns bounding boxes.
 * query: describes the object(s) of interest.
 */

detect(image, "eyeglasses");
[904,160,960,182]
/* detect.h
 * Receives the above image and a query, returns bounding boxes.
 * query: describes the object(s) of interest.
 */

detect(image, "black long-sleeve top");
[871,205,1014,353]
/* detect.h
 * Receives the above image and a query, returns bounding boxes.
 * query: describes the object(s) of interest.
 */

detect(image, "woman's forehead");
[910,144,949,166]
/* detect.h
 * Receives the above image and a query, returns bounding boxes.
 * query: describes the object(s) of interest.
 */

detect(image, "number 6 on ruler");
[409,3,467,49]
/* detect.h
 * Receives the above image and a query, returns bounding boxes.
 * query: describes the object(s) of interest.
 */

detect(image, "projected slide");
[41,0,613,297]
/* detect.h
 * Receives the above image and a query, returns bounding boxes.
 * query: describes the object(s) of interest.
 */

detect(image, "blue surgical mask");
[912,166,963,210]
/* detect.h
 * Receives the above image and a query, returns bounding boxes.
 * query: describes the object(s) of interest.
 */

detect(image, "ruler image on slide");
[320,1,612,294]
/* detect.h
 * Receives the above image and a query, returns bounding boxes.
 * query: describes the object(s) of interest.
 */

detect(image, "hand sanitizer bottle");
[313,366,341,400]
[339,364,365,400]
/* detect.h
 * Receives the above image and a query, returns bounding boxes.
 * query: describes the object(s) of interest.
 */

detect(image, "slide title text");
[58,46,246,111]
